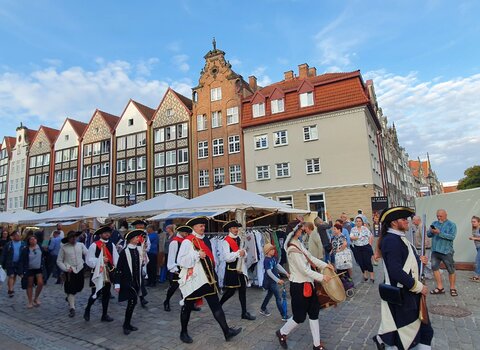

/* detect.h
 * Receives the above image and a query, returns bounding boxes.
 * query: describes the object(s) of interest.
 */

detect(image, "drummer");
[276,221,334,350]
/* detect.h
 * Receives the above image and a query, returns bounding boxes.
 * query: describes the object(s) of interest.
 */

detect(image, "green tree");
[457,165,480,190]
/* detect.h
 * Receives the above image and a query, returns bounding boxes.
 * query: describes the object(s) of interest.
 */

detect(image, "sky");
[0,0,479,182]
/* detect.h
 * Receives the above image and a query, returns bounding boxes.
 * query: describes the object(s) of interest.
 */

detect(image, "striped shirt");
[427,219,456,254]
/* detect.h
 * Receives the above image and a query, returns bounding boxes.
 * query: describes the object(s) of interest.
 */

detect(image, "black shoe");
[241,312,256,321]
[101,315,114,322]
[83,309,90,322]
[224,327,242,341]
[163,300,171,312]
[123,327,131,335]
[69,308,75,318]
[372,336,385,350]
[127,325,138,331]
[140,297,149,308]
[180,332,193,344]
[192,306,201,312]
[276,330,288,349]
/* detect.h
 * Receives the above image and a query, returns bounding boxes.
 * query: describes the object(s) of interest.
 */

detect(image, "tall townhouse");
[191,42,253,196]
[80,110,119,205]
[242,65,385,220]
[7,125,37,211]
[0,137,15,212]
[151,88,192,198]
[52,119,87,208]
[25,126,59,212]
[113,100,155,206]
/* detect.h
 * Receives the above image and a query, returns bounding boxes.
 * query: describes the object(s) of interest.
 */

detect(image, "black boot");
[163,300,171,312]
[180,305,193,343]
[241,312,256,320]
[83,298,95,322]
[224,327,242,341]
[213,308,242,341]
[140,296,149,308]
[101,314,114,322]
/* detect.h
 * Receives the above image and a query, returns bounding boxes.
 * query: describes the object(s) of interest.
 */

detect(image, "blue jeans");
[476,247,480,276]
[261,281,285,317]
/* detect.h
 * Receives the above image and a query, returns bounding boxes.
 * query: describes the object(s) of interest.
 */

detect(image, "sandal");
[450,289,458,297]
[470,276,480,283]
[429,287,445,295]
[8,290,14,298]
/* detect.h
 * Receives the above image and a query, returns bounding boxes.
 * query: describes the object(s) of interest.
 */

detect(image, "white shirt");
[57,242,88,274]
[221,232,248,276]
[177,231,205,269]
[287,238,327,283]
[167,234,183,273]
[86,239,119,269]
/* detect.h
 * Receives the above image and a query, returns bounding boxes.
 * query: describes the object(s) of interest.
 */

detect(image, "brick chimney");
[284,70,294,80]
[298,63,309,78]
[249,75,257,91]
[308,67,317,77]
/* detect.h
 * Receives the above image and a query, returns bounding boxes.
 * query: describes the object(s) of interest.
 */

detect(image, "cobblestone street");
[0,265,479,350]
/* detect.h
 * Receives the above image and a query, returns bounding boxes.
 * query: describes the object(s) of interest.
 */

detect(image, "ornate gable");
[83,111,114,144]
[29,128,51,156]
[152,89,192,128]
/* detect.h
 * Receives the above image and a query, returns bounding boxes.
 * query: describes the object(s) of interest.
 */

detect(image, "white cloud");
[229,58,242,66]
[172,54,190,72]
[136,58,159,77]
[251,66,272,87]
[366,70,480,181]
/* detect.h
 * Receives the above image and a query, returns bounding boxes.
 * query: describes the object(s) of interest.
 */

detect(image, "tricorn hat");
[131,219,148,227]
[176,225,193,234]
[61,230,82,244]
[380,206,415,225]
[124,229,144,242]
[94,225,113,236]
[185,216,209,228]
[222,220,242,232]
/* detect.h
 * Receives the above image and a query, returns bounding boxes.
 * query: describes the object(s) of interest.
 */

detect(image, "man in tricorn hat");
[130,219,150,307]
[373,207,433,350]
[219,220,255,320]
[83,225,119,323]
[177,216,241,344]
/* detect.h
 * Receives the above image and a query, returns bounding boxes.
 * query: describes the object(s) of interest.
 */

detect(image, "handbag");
[379,283,403,305]
[335,249,353,270]
[0,266,6,283]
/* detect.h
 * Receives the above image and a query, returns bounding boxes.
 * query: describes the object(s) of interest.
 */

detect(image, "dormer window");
[300,91,314,107]
[271,99,285,114]
[253,102,265,118]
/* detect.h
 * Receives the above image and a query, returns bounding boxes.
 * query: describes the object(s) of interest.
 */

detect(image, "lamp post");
[214,179,222,190]
[125,181,134,207]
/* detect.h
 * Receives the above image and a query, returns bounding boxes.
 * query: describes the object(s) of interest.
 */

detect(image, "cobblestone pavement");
[1,264,479,350]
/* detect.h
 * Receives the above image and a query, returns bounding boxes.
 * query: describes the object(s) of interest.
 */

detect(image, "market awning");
[149,210,227,221]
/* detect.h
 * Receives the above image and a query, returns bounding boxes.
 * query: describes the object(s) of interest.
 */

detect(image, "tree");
[457,165,480,190]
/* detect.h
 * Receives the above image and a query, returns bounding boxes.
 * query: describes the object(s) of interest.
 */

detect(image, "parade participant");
[177,216,241,344]
[276,222,333,350]
[20,235,45,309]
[374,207,433,350]
[163,225,191,312]
[57,231,88,317]
[114,229,144,335]
[83,225,119,323]
[131,219,150,307]
[219,220,255,321]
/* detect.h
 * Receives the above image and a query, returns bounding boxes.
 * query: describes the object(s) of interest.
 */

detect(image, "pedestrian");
[260,243,290,321]
[21,235,45,308]
[303,222,323,261]
[146,224,158,287]
[313,216,332,263]
[428,209,457,296]
[357,209,369,227]
[373,206,433,350]
[340,213,352,234]
[1,231,25,297]
[114,229,144,335]
[350,216,375,282]
[55,223,65,239]
[410,215,432,279]
[48,230,62,284]
[0,229,10,256]
[177,216,241,344]
[331,224,353,277]
[57,231,88,317]
[468,215,480,282]
[275,222,333,350]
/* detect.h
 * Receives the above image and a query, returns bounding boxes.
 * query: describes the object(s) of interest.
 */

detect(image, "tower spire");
[212,37,216,51]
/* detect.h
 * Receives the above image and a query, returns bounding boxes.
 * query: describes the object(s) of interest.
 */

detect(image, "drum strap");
[288,243,318,272]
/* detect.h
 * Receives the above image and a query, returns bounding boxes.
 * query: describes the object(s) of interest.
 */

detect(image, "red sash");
[95,241,113,266]
[225,235,239,252]
[186,234,215,266]
[172,236,185,244]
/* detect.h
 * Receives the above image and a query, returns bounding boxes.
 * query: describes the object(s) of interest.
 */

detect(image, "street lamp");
[125,181,134,207]
[214,179,223,190]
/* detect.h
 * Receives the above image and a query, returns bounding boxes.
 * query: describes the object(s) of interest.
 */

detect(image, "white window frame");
[229,165,242,184]
[154,152,165,168]
[256,165,270,181]
[303,125,318,141]
[165,176,177,192]
[271,98,285,114]
[307,193,326,218]
[165,150,177,166]
[83,165,92,179]
[306,158,321,174]
[300,91,314,107]
[116,183,125,197]
[116,159,126,173]
[198,141,209,159]
[228,135,240,154]
[211,111,222,128]
[226,107,239,125]
[137,132,146,147]
[127,158,136,172]
[117,136,126,150]
[178,174,189,190]
[165,126,176,141]
[252,102,265,118]
[101,162,109,176]
[137,156,147,170]
[197,115,207,131]
[91,164,100,178]
[177,148,188,164]
[254,134,268,150]
[212,138,224,156]
[277,195,293,208]
[213,167,225,185]
[199,170,209,188]
[273,130,288,147]
[154,128,165,143]
[177,123,188,139]
[210,87,222,101]
[93,142,101,156]
[137,180,147,195]
[154,177,165,193]
[275,162,291,178]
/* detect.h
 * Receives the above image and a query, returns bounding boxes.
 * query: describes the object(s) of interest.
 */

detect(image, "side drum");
[315,267,346,308]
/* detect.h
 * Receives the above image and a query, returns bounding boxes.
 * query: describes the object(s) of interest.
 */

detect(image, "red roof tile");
[409,160,431,178]
[67,118,88,138]
[131,100,156,121]
[25,128,37,144]
[41,126,60,145]
[97,110,120,132]
[4,136,16,152]
[171,89,193,111]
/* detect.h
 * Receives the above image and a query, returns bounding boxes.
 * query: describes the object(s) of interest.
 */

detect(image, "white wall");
[116,102,148,137]
[7,129,28,211]
[54,120,80,150]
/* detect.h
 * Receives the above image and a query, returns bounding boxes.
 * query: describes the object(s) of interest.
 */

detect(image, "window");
[198,141,208,159]
[128,118,134,126]
[308,194,326,219]
[117,136,126,150]
[154,178,165,193]
[166,151,177,166]
[44,154,50,166]
[127,158,136,172]
[84,144,92,157]
[93,142,101,155]
[254,135,268,150]
[27,195,34,207]
[61,190,69,203]
[117,159,126,173]
[197,115,207,131]
[303,125,318,141]
[137,132,146,147]
[54,171,62,183]
[126,134,136,149]
[210,87,222,101]
[154,152,165,168]
[83,166,92,179]
[166,176,177,192]
[277,195,293,208]
[275,162,290,178]
[165,126,176,141]
[101,162,110,176]
[83,188,91,201]
[177,123,188,139]
[306,158,321,174]
[53,191,61,204]
[137,180,147,195]
[70,168,77,180]
[199,170,209,187]
[256,165,270,180]
[101,140,110,154]
[35,174,41,186]
[100,185,109,199]
[212,139,224,156]
[61,170,70,182]
[71,148,78,160]
[178,174,189,190]
[229,165,242,184]
[65,135,69,141]
[271,99,285,114]
[91,186,100,200]
[166,108,173,117]
[213,168,225,185]
[30,157,37,169]
[253,102,265,118]
[178,148,188,164]
[228,135,240,154]
[41,173,48,185]
[63,149,70,162]
[41,193,47,205]
[92,164,100,177]
[116,183,125,197]
[300,91,314,107]
[227,107,239,125]
[28,176,35,188]
[154,128,165,143]
[273,130,288,146]
[211,111,222,128]
[137,156,146,170]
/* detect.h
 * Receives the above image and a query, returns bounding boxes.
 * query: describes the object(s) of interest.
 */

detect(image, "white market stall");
[0,209,40,224]
[18,205,76,225]
[108,193,189,219]
[49,201,122,222]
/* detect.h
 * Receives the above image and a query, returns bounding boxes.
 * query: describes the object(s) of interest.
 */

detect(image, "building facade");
[25,126,59,212]
[409,157,443,197]
[0,137,15,212]
[151,88,192,198]
[191,42,253,196]
[52,119,87,208]
[80,110,119,205]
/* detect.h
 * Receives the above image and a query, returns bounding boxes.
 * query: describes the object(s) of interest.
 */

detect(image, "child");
[260,243,290,321]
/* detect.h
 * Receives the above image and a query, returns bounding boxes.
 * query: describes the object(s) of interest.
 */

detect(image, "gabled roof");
[409,160,431,178]
[55,118,88,143]
[3,136,16,153]
[31,126,60,146]
[98,110,120,132]
[25,128,38,144]
[170,89,193,111]
[130,100,156,121]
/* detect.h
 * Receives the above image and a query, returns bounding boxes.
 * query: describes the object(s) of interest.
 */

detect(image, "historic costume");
[57,231,88,317]
[114,230,143,335]
[83,225,119,322]
[374,207,434,350]
[177,217,241,344]
[219,220,255,320]
[276,222,329,350]
[131,219,150,307]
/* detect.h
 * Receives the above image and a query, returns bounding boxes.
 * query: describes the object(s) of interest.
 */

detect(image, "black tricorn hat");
[94,225,113,236]
[124,229,144,242]
[185,216,208,228]
[61,231,82,244]
[176,225,193,234]
[223,220,242,232]
[131,219,148,227]
[380,206,415,225]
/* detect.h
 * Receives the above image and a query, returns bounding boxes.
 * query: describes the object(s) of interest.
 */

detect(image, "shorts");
[431,251,455,274]
[6,262,22,276]
[26,268,43,277]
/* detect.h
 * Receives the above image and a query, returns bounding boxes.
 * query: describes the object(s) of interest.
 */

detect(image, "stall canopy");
[18,205,75,225]
[108,193,189,219]
[148,185,309,221]
[47,201,122,222]
[0,209,40,224]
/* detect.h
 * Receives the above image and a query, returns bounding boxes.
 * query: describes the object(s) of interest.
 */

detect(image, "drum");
[315,267,346,308]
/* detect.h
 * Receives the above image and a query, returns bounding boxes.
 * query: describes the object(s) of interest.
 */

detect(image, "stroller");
[337,269,355,298]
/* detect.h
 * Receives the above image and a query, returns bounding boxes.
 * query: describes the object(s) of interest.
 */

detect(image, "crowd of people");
[0,206,477,349]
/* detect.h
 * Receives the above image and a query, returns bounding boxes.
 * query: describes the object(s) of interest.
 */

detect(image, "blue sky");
[0,0,479,182]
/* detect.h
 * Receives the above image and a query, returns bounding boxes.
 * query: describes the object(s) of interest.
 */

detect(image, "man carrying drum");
[276,221,334,350]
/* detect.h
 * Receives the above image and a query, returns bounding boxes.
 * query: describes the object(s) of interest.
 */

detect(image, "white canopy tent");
[46,201,122,222]
[18,205,75,225]
[108,193,190,219]
[0,209,40,224]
